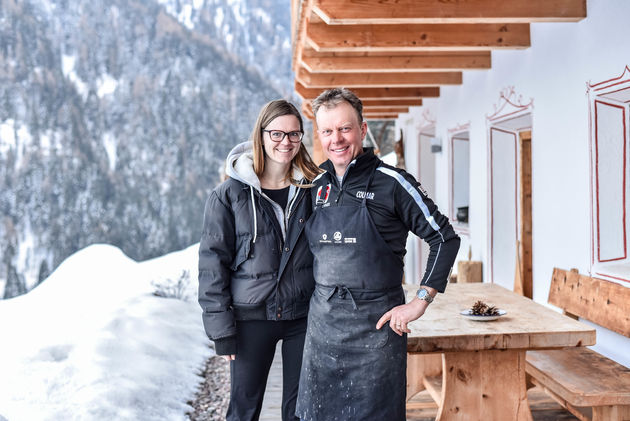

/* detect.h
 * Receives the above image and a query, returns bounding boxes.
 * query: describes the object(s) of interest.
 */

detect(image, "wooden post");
[519,131,533,298]
[457,261,482,283]
[514,240,523,295]
[311,121,325,165]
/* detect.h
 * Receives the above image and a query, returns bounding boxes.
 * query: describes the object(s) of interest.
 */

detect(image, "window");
[588,66,630,283]
[449,130,470,235]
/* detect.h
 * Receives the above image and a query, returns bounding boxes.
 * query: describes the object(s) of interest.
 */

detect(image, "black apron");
[296,166,407,421]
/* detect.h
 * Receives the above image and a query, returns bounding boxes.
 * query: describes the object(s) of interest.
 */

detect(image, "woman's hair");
[251,99,321,185]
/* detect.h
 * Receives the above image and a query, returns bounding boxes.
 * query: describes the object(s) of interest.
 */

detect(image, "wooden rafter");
[301,51,491,73]
[292,0,588,125]
[295,81,439,100]
[312,0,586,24]
[363,106,410,114]
[296,67,462,88]
[362,99,423,107]
[365,115,398,121]
[301,101,314,120]
[306,22,531,52]
[291,0,314,70]
[304,99,421,113]
[364,110,401,115]
[302,101,409,116]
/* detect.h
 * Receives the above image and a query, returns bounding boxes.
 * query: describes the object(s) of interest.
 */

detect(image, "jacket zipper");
[335,163,354,206]
[278,187,306,320]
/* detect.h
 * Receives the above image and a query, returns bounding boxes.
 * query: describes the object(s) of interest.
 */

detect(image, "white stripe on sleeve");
[377,166,444,240]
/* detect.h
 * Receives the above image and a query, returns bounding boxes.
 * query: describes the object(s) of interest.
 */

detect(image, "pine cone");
[470,300,499,316]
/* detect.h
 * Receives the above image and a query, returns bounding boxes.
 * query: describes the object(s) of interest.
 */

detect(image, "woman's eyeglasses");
[263,130,304,143]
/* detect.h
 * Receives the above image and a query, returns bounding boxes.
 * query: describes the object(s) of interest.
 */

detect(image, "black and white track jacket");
[311,148,460,293]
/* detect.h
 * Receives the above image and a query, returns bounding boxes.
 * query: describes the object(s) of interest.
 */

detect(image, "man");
[296,88,460,420]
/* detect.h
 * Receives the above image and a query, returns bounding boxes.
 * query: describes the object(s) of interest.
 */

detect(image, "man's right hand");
[375,298,430,336]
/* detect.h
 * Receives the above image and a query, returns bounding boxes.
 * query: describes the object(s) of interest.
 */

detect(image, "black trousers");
[226,317,307,421]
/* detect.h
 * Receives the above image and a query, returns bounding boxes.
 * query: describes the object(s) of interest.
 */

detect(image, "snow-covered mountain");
[155,0,295,97]
[0,0,295,298]
[0,242,211,420]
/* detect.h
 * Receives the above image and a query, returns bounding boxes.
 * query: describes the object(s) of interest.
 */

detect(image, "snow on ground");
[0,243,213,421]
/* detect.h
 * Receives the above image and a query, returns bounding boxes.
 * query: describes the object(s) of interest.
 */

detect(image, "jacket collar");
[319,147,380,182]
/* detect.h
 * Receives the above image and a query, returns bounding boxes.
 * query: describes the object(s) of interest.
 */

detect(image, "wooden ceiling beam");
[306,22,531,52]
[301,51,491,73]
[364,114,399,120]
[363,106,410,114]
[291,0,315,71]
[303,99,420,112]
[295,81,439,100]
[362,99,423,107]
[302,100,403,120]
[297,67,461,88]
[301,101,314,120]
[313,0,586,24]
[302,105,409,122]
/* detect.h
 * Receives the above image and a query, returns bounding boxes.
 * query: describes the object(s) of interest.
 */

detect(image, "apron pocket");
[308,288,390,349]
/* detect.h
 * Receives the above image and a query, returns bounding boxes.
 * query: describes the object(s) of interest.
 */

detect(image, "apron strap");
[326,285,358,310]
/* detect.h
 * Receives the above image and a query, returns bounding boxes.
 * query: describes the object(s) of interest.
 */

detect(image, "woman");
[198,100,320,421]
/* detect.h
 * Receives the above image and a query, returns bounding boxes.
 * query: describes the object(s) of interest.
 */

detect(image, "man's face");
[315,101,367,177]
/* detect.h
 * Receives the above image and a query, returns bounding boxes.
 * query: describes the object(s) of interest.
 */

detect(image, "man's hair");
[311,87,363,125]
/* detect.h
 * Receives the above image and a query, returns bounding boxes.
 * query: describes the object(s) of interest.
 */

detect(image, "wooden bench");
[526,268,630,421]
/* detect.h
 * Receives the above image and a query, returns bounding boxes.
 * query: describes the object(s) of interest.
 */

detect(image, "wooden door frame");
[518,130,533,298]
[487,126,532,297]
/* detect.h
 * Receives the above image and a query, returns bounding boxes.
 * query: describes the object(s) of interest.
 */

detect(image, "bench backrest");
[549,268,630,338]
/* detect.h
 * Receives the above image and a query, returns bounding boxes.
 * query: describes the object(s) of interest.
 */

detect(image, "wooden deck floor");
[259,343,579,421]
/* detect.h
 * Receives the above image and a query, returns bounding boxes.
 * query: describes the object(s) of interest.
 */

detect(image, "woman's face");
[262,114,302,167]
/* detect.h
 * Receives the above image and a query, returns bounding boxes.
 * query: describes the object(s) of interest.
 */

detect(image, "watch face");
[417,288,433,302]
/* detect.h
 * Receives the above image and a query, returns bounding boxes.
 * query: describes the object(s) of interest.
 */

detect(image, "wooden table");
[405,283,596,421]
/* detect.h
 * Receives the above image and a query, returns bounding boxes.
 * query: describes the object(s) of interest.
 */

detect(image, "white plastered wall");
[397,0,630,366]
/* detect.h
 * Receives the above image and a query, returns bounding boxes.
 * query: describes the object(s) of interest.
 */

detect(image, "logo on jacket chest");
[316,183,331,205]
[356,190,375,200]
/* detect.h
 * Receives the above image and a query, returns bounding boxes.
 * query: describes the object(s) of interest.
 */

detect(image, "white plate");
[460,309,507,321]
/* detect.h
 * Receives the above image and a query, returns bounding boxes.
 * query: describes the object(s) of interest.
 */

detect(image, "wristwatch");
[416,287,434,304]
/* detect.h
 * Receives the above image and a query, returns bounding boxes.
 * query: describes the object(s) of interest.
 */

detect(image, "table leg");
[593,405,630,421]
[436,349,533,421]
[406,353,442,401]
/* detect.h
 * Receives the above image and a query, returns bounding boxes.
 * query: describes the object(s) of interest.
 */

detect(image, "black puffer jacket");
[198,142,315,354]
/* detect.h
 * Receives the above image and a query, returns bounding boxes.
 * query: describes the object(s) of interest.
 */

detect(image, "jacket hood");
[226,141,260,190]
[225,141,307,191]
